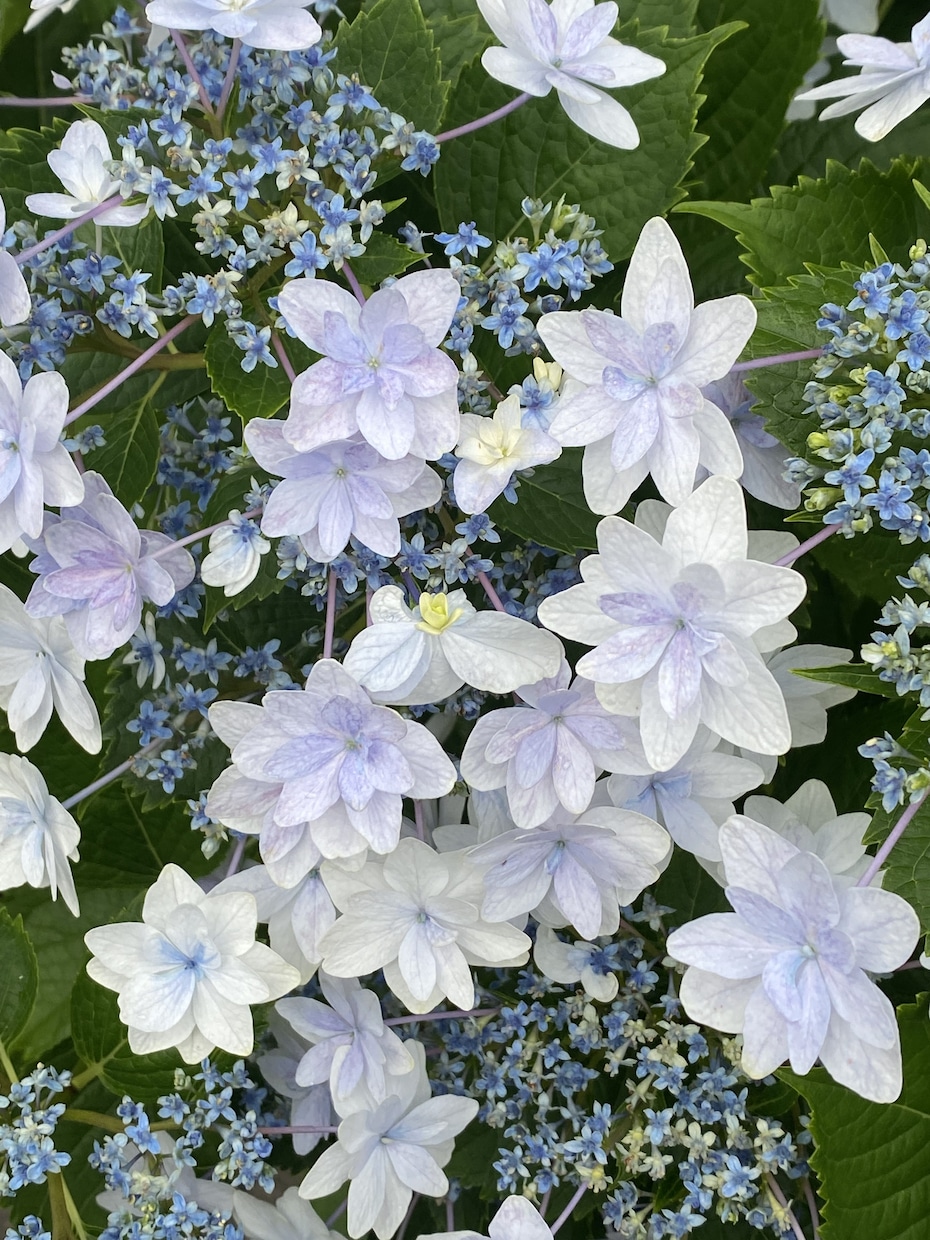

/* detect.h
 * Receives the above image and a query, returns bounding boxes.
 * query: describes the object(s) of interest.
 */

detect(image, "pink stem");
[436,92,532,143]
[550,1184,588,1235]
[271,332,297,383]
[323,570,338,659]
[802,1178,822,1240]
[61,739,164,810]
[343,261,366,305]
[767,1176,808,1240]
[445,1198,455,1231]
[326,1202,347,1229]
[539,1189,552,1221]
[17,196,124,264]
[413,799,426,842]
[217,39,242,120]
[0,95,87,107]
[384,1007,499,1026]
[731,348,823,373]
[857,790,928,888]
[477,569,506,612]
[225,836,246,878]
[65,316,196,424]
[151,506,261,557]
[774,523,838,567]
[171,30,215,115]
[258,1125,338,1135]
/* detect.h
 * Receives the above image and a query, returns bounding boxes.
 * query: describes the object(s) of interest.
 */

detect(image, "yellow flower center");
[416,593,463,634]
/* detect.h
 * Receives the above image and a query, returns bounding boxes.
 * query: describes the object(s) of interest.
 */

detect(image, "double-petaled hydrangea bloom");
[668,817,919,1102]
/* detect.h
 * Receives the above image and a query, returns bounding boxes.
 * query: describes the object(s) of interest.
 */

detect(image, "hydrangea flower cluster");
[0,4,928,1240]
[787,243,930,541]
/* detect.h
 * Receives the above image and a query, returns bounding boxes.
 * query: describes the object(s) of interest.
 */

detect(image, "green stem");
[48,1173,75,1240]
[62,1177,88,1240]
[63,1107,176,1134]
[0,1035,18,1084]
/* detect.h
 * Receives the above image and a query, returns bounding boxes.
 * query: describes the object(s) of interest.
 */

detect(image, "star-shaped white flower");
[469,803,668,939]
[277,270,462,461]
[0,349,84,553]
[460,661,630,827]
[145,0,322,52]
[534,925,619,1002]
[796,13,930,140]
[25,0,80,32]
[200,510,270,597]
[477,0,665,148]
[0,583,100,754]
[667,817,919,1102]
[453,393,561,513]
[742,779,872,884]
[537,477,807,770]
[26,119,148,227]
[277,973,414,1110]
[0,195,30,329]
[538,217,756,511]
[0,753,81,916]
[607,727,764,865]
[320,837,530,1013]
[84,863,300,1062]
[299,1040,478,1240]
[343,584,563,705]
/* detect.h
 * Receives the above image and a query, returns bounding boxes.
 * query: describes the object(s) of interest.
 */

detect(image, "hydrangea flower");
[0,195,30,328]
[319,837,531,1012]
[145,0,323,51]
[453,393,561,513]
[0,582,100,753]
[0,753,80,915]
[477,0,666,148]
[537,477,807,770]
[277,271,461,461]
[258,1016,335,1156]
[24,472,196,661]
[667,817,920,1102]
[533,925,619,1002]
[206,661,457,858]
[25,119,148,227]
[277,973,414,1109]
[823,0,879,33]
[225,1186,336,1240]
[25,0,80,31]
[537,217,756,512]
[607,727,765,865]
[84,863,301,1062]
[701,374,801,510]
[742,779,872,884]
[421,1191,556,1240]
[343,583,563,704]
[299,1040,478,1240]
[796,13,930,140]
[460,661,629,827]
[0,350,84,553]
[469,804,669,939]
[200,510,270,597]
[246,421,441,562]
[218,861,337,982]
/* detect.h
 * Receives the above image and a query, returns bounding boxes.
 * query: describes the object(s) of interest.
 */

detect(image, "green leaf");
[487,451,599,553]
[678,157,930,288]
[205,325,291,421]
[336,0,449,133]
[71,971,189,1102]
[784,997,930,1240]
[420,6,491,88]
[351,231,422,287]
[0,1,29,56]
[103,215,165,288]
[90,378,162,508]
[0,122,68,216]
[203,551,286,631]
[654,848,729,926]
[691,0,823,201]
[10,887,138,1064]
[794,664,902,699]
[619,0,699,36]
[0,911,38,1047]
[434,19,740,265]
[741,266,855,457]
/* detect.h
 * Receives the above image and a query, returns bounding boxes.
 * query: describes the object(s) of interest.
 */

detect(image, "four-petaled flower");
[26,119,149,227]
